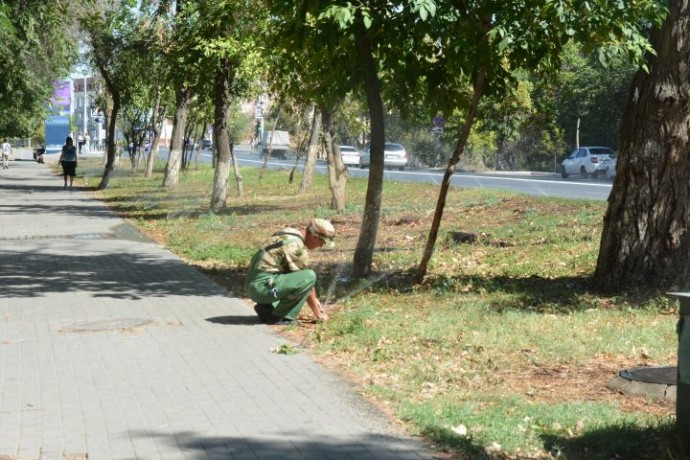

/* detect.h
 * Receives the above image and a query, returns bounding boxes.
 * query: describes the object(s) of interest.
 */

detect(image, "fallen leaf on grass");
[270,344,300,355]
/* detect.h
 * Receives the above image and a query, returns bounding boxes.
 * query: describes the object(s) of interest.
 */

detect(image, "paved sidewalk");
[0,160,434,460]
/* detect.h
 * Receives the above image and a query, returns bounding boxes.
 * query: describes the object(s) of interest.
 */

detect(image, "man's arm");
[306,287,329,321]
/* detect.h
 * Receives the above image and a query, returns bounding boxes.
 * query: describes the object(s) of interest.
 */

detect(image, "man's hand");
[315,301,329,322]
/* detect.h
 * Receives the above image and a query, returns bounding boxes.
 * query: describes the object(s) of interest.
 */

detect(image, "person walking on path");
[59,136,78,188]
[246,218,335,325]
[1,138,11,169]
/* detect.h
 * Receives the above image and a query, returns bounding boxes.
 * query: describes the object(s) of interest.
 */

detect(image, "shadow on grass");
[97,194,301,221]
[307,265,670,315]
[539,421,681,460]
[196,261,609,315]
[416,425,491,459]
[424,273,671,313]
[418,421,682,460]
[190,249,671,318]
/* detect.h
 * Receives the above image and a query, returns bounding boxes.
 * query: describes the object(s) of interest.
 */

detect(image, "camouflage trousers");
[246,269,316,320]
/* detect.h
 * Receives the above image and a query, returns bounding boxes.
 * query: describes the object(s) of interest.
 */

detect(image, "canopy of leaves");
[0,1,77,135]
[264,1,665,133]
[169,0,267,108]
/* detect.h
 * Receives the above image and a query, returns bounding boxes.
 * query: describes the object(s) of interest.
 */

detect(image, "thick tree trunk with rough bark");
[321,104,347,213]
[596,3,690,290]
[299,105,321,194]
[353,28,385,279]
[210,58,233,211]
[162,88,192,187]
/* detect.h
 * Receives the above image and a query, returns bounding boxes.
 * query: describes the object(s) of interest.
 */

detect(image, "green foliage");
[401,398,675,458]
[0,1,77,135]
[271,343,300,354]
[172,0,266,101]
[555,44,638,151]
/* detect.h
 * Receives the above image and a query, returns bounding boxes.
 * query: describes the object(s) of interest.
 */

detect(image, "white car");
[561,146,616,179]
[360,142,408,170]
[339,145,361,167]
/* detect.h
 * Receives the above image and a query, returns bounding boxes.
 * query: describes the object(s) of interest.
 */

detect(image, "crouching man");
[245,218,335,325]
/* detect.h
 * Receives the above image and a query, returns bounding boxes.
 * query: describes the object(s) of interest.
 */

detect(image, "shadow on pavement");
[206,315,260,326]
[135,430,429,460]
[0,249,231,300]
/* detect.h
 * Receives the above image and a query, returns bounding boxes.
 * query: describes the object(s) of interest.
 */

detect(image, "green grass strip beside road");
[80,159,680,460]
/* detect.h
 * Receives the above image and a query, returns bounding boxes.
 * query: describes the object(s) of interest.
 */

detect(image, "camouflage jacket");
[253,228,309,273]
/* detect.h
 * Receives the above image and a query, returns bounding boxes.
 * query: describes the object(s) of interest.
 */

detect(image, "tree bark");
[181,119,195,171]
[299,104,320,194]
[258,116,281,179]
[145,91,164,178]
[353,28,385,279]
[321,104,347,213]
[210,57,233,211]
[95,58,120,190]
[595,2,690,290]
[162,87,192,187]
[415,68,486,282]
[98,90,119,190]
[230,140,243,198]
[161,0,189,187]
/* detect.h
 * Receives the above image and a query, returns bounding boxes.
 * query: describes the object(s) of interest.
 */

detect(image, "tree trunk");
[194,121,204,170]
[95,60,120,190]
[289,105,308,184]
[230,140,243,197]
[321,104,347,213]
[162,88,192,187]
[210,58,233,211]
[161,0,188,187]
[258,116,281,179]
[98,91,120,190]
[595,3,690,290]
[353,28,385,279]
[146,91,164,178]
[415,68,486,283]
[182,120,195,171]
[299,104,320,194]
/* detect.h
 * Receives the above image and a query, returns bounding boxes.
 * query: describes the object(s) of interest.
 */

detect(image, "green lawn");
[81,159,681,460]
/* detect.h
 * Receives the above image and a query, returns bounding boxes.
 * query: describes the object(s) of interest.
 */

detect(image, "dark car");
[202,139,212,150]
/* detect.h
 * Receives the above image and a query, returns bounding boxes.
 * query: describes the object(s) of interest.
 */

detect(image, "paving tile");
[0,161,434,459]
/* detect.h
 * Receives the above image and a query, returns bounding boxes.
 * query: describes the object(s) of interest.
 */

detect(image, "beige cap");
[308,218,336,243]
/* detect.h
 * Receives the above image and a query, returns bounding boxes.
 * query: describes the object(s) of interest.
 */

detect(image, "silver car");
[561,146,616,179]
[360,143,408,171]
[339,145,361,167]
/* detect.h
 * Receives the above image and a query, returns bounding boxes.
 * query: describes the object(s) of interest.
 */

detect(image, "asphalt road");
[149,146,614,201]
